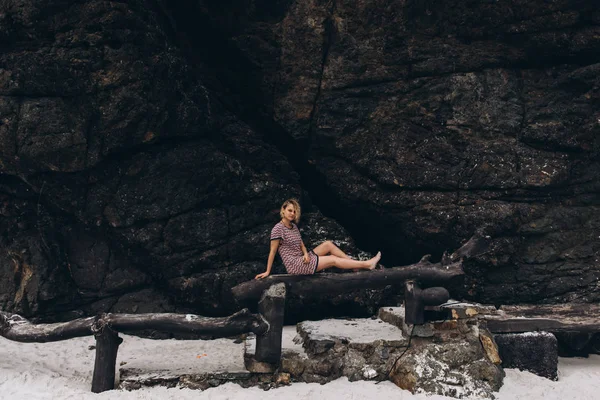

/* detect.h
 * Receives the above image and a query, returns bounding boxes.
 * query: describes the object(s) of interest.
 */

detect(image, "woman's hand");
[303,253,310,263]
[255,271,270,279]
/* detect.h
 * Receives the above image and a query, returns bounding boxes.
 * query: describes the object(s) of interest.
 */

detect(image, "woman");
[255,198,381,279]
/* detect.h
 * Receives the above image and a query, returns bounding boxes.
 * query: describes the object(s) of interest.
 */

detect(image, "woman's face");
[282,204,296,222]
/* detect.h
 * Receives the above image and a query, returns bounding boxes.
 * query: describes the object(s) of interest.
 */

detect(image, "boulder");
[379,306,504,398]
[494,332,558,380]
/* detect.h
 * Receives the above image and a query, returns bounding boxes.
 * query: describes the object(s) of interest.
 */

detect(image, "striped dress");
[270,221,319,275]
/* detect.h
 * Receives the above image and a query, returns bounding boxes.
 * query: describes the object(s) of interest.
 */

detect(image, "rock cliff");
[0,0,598,320]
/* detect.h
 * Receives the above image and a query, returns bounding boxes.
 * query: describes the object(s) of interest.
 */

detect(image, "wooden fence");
[0,283,286,393]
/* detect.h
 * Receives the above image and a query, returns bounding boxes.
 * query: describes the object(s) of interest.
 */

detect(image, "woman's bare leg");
[316,252,381,272]
[313,240,351,259]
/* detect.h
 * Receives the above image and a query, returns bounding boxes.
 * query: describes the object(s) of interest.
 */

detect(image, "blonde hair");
[280,198,301,224]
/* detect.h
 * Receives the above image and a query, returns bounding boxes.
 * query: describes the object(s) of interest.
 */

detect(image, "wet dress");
[270,221,319,275]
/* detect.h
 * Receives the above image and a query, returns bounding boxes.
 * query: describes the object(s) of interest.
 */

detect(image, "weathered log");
[232,233,490,303]
[232,261,464,303]
[484,304,600,333]
[105,309,268,337]
[0,309,267,343]
[0,312,96,342]
[254,283,286,365]
[91,325,122,393]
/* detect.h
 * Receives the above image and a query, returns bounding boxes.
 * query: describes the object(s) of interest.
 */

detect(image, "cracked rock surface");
[0,0,377,320]
[0,0,599,321]
[180,0,600,305]
[246,315,504,398]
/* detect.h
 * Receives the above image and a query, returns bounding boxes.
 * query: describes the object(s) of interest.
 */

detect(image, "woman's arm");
[255,239,280,279]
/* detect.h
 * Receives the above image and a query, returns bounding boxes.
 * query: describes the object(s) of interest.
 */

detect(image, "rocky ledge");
[120,309,504,398]
[248,310,504,398]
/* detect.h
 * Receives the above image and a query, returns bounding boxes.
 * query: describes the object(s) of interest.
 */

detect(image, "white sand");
[1,333,600,400]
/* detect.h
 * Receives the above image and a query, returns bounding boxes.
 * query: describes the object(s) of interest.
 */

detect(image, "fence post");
[405,279,424,325]
[91,323,123,393]
[255,283,286,365]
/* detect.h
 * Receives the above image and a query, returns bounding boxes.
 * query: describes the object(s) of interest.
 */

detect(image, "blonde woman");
[255,199,381,279]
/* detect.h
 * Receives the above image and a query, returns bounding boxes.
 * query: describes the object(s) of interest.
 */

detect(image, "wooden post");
[405,281,450,325]
[405,280,424,325]
[91,324,123,393]
[255,283,286,365]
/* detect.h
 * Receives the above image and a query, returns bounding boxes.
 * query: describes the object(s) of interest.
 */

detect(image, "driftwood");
[0,309,268,343]
[484,304,600,333]
[232,260,464,303]
[0,313,97,342]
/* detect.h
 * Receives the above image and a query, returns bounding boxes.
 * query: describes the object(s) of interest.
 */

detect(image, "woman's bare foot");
[369,251,381,270]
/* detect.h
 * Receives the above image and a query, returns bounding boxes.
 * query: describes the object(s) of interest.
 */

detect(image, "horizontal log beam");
[0,313,96,342]
[233,233,490,303]
[485,304,600,333]
[105,309,268,337]
[232,261,464,303]
[486,318,600,333]
[0,309,267,343]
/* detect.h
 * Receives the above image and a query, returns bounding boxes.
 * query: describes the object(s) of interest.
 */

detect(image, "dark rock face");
[0,0,598,320]
[494,332,558,380]
[184,0,600,304]
[0,0,307,318]
[0,0,372,319]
